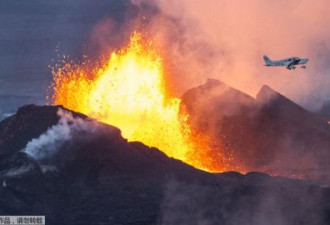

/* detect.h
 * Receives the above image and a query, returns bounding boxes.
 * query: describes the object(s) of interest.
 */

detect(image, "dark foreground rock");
[0,105,329,225]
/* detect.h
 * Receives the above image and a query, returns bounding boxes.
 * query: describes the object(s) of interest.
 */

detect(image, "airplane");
[263,55,309,70]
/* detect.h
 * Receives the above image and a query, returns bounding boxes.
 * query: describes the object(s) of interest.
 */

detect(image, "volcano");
[0,83,330,224]
[182,79,330,183]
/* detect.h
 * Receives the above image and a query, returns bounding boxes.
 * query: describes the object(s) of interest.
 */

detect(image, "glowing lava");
[50,32,225,172]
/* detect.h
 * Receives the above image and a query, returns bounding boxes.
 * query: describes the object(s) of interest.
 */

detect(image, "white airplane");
[263,55,309,70]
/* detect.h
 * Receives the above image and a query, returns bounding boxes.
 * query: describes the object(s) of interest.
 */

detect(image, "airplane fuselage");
[263,55,309,70]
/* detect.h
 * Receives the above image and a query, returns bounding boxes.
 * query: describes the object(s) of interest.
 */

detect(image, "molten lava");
[50,32,225,172]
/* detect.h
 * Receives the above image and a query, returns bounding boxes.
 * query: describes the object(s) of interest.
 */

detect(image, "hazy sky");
[0,0,134,116]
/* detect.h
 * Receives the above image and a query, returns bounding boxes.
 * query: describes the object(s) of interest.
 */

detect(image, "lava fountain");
[50,32,226,172]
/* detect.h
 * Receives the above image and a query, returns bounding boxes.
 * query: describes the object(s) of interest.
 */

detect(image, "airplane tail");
[263,55,272,66]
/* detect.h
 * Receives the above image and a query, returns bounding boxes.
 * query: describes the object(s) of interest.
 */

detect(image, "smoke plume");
[130,0,330,111]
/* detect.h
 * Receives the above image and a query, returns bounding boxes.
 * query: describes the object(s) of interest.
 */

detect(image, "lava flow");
[49,32,225,172]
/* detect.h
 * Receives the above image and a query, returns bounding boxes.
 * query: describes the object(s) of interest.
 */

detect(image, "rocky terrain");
[0,104,329,225]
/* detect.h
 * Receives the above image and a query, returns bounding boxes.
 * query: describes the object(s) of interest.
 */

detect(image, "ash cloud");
[131,0,330,111]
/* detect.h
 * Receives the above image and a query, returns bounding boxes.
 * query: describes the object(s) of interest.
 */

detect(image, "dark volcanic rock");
[181,79,330,183]
[319,100,330,116]
[0,105,329,225]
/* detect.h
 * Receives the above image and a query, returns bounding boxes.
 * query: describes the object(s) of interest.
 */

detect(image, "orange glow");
[50,32,226,172]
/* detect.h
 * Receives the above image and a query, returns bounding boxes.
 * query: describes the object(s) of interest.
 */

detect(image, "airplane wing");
[286,58,300,70]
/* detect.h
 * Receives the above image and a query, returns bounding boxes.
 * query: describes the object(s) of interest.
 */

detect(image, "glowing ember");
[49,32,225,172]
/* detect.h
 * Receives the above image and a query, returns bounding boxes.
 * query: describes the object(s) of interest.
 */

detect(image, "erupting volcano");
[49,32,226,172]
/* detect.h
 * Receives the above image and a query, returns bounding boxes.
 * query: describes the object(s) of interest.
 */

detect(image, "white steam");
[1,164,34,177]
[25,108,98,160]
